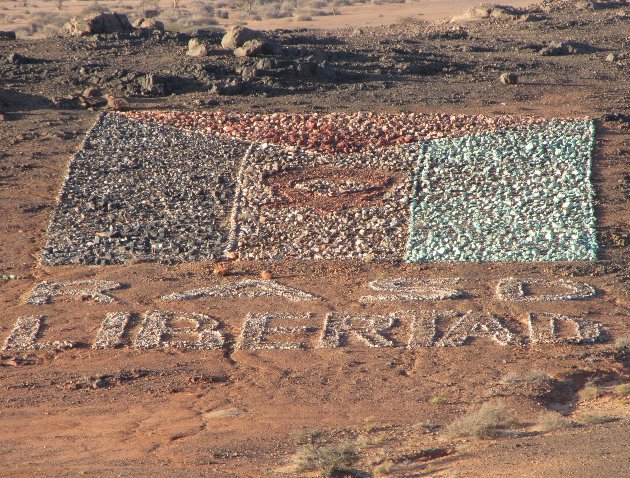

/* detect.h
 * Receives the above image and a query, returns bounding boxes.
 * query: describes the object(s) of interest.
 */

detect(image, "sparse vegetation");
[578,384,601,401]
[577,412,616,425]
[430,395,447,404]
[293,427,324,444]
[614,383,630,396]
[444,401,513,439]
[501,370,551,386]
[536,411,573,432]
[615,336,630,350]
[373,460,394,476]
[293,442,359,477]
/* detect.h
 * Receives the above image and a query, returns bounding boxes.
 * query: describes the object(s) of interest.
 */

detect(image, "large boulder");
[221,26,263,49]
[63,12,134,37]
[133,18,164,32]
[0,31,16,41]
[233,38,281,57]
[450,4,524,22]
[187,38,209,57]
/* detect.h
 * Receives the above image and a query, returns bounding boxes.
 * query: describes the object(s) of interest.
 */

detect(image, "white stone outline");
[527,312,605,344]
[93,312,131,349]
[27,279,124,305]
[236,312,313,350]
[438,310,520,347]
[3,315,75,351]
[359,277,463,302]
[161,279,321,302]
[134,310,225,350]
[496,277,596,301]
[317,312,397,348]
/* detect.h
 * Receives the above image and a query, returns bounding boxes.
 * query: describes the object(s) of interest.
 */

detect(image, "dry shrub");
[257,2,293,19]
[373,461,394,477]
[614,383,630,396]
[295,13,313,21]
[536,411,572,432]
[578,412,615,425]
[293,442,359,477]
[307,0,328,8]
[615,336,630,350]
[501,370,551,386]
[444,401,511,439]
[578,384,601,401]
[430,395,447,404]
[80,1,110,15]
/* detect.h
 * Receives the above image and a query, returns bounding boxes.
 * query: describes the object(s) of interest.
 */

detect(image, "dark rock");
[221,26,262,49]
[0,31,16,41]
[82,86,101,97]
[187,38,208,57]
[6,52,28,64]
[133,18,165,32]
[210,78,244,95]
[63,12,134,37]
[137,73,166,96]
[234,39,281,57]
[500,72,518,85]
[316,60,336,80]
[143,9,160,19]
[539,41,589,56]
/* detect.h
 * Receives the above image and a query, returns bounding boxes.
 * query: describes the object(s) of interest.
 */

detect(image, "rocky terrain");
[0,1,629,477]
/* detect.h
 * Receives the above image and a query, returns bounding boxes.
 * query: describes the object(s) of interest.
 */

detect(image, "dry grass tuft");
[430,395,447,405]
[536,411,573,432]
[373,460,394,477]
[293,442,359,477]
[577,384,601,401]
[444,401,511,439]
[500,370,551,386]
[614,336,630,350]
[577,412,615,425]
[614,383,630,396]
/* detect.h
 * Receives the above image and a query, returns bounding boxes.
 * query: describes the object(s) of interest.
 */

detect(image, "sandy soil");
[0,0,535,35]
[0,0,629,476]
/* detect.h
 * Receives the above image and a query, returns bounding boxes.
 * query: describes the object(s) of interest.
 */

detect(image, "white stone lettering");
[134,311,224,349]
[3,315,75,351]
[438,311,520,347]
[406,310,460,348]
[318,313,396,348]
[496,278,596,301]
[528,313,606,344]
[94,312,131,349]
[237,313,312,350]
[360,278,463,302]
[27,279,123,305]
[161,279,320,302]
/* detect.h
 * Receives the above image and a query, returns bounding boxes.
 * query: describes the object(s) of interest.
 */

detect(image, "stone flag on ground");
[41,112,598,265]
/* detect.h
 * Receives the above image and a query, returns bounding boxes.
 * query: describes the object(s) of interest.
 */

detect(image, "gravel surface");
[41,113,598,265]
[406,120,598,262]
[42,113,248,265]
[231,141,416,260]
[123,110,551,155]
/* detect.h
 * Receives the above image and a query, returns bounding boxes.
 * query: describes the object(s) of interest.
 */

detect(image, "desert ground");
[0,0,629,477]
[1,0,534,37]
